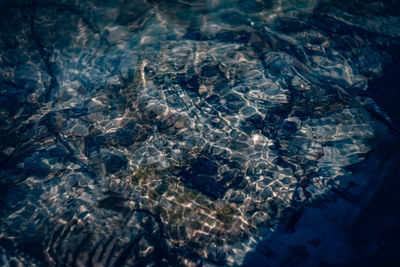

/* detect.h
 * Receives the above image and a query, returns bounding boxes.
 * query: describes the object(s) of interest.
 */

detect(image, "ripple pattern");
[0,0,399,265]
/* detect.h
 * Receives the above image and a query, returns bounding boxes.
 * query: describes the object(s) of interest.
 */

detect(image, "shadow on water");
[242,45,400,267]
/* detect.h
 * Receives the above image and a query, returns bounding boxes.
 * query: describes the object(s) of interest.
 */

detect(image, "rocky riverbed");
[0,0,399,266]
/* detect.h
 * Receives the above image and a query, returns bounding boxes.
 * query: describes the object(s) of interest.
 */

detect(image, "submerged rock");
[0,0,399,266]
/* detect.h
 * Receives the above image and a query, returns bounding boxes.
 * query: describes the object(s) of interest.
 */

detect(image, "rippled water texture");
[1,0,400,266]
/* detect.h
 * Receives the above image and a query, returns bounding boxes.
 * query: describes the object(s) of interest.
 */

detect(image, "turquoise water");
[0,0,399,266]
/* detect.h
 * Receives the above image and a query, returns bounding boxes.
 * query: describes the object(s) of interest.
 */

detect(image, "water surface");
[0,0,399,266]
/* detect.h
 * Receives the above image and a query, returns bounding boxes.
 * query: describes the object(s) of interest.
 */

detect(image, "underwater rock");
[0,0,398,266]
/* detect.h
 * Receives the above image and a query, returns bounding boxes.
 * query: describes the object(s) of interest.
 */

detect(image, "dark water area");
[0,0,399,266]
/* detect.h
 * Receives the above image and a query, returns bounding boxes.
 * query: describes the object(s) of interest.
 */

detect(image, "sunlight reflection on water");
[0,0,399,265]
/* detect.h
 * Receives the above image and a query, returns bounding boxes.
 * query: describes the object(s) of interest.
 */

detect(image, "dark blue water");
[0,0,399,266]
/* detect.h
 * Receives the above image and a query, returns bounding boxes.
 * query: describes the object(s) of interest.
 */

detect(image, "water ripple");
[0,0,399,265]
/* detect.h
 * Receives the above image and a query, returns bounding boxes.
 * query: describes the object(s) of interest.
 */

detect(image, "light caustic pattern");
[0,0,398,266]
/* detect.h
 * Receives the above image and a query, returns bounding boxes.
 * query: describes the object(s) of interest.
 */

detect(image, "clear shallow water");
[0,0,399,266]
